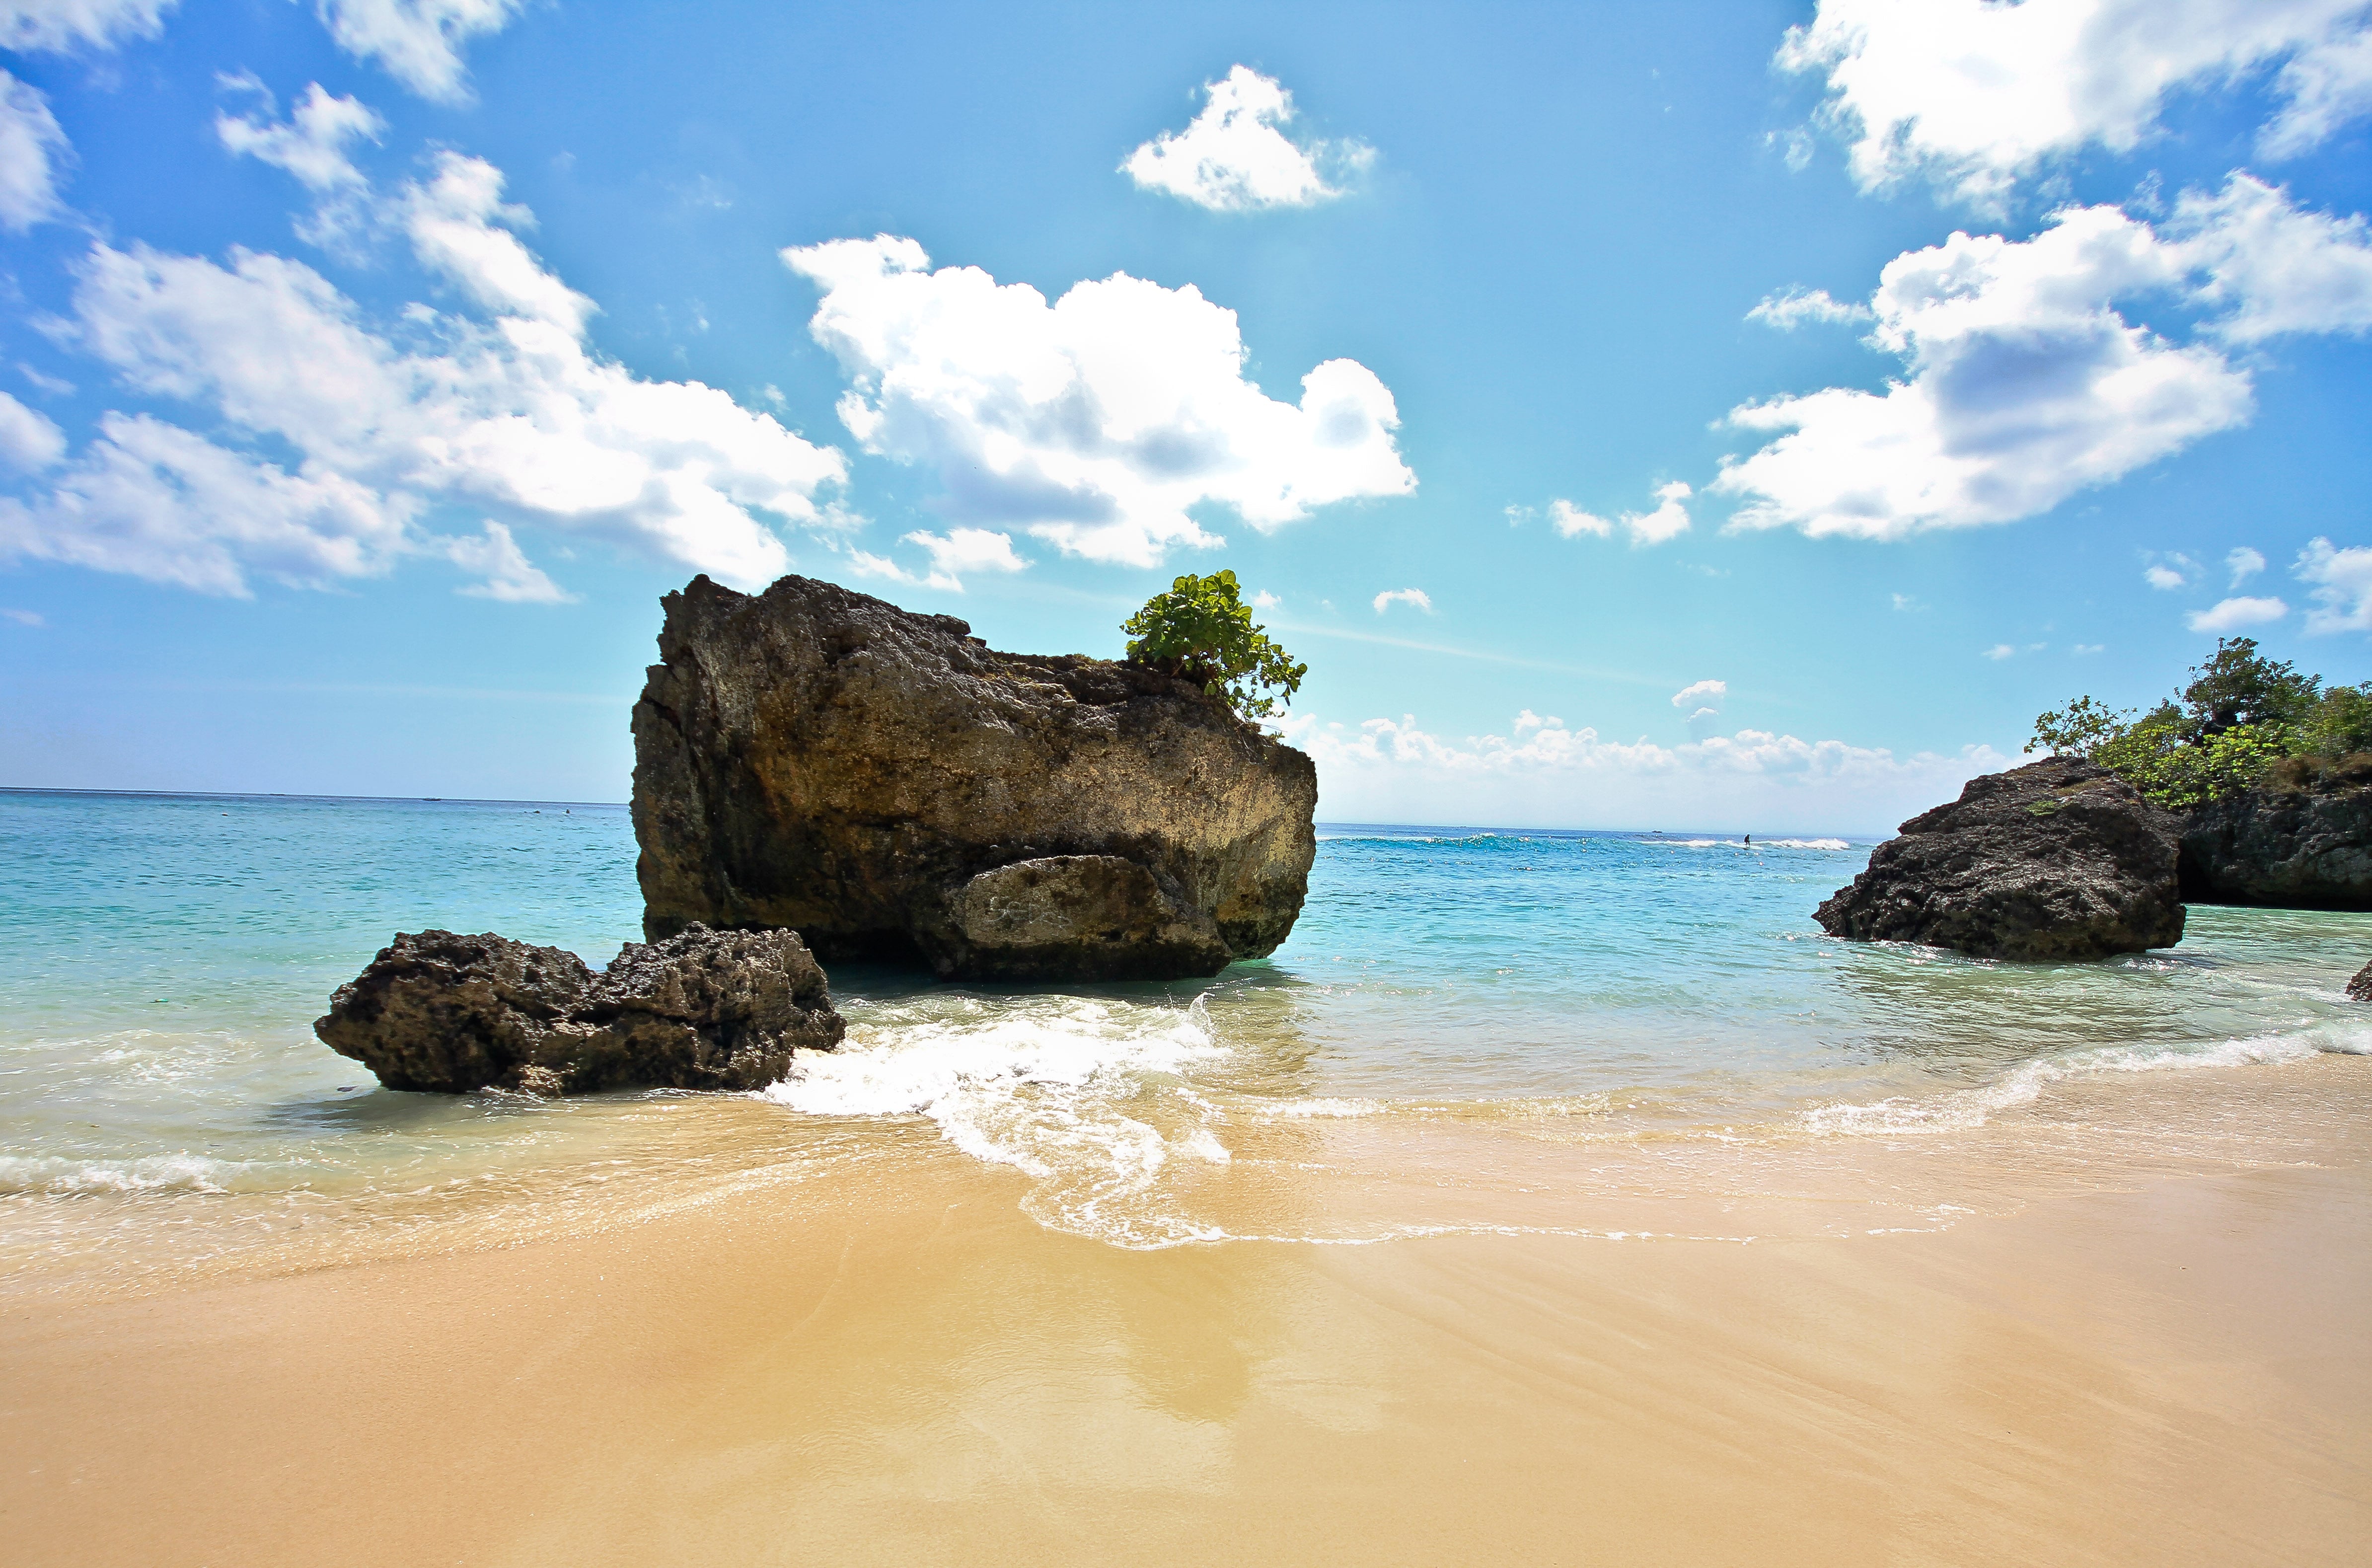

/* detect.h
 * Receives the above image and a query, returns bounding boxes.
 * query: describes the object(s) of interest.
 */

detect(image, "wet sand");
[4,1062,2368,1567]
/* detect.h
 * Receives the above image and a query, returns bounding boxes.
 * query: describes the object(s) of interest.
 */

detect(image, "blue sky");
[1,0,2369,830]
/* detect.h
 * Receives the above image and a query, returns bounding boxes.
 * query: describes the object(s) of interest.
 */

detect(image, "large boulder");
[630,574,1318,981]
[316,924,844,1095]
[1814,756,2186,960]
[2179,755,2372,909]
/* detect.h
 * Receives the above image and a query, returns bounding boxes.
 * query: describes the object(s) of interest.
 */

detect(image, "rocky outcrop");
[316,924,844,1095]
[2179,755,2372,909]
[2348,961,2372,1002]
[1815,756,2186,960]
[630,574,1318,981]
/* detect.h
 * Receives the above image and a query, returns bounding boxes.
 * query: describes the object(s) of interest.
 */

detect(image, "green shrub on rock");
[2029,637,2372,808]
[1122,570,1307,720]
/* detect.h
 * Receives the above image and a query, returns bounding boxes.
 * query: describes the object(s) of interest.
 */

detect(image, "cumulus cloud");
[0,71,68,230]
[2226,545,2267,585]
[1548,499,1608,538]
[1983,644,2016,660]
[445,518,568,601]
[0,0,176,53]
[216,82,382,194]
[781,235,1412,567]
[314,0,523,103]
[1275,707,2014,832]
[1,154,845,597]
[2297,536,2372,632]
[1780,0,2372,207]
[849,526,1027,593]
[1372,587,1431,614]
[1548,481,1692,546]
[1746,286,1872,329]
[1671,678,1726,709]
[2187,595,2289,632]
[2145,553,2198,589]
[2172,175,2372,342]
[1713,202,2302,539]
[1121,65,1370,212]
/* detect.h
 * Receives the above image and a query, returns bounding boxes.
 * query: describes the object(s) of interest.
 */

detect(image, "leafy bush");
[2029,637,2372,807]
[1122,569,1306,720]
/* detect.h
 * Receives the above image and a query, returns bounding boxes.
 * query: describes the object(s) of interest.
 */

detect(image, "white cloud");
[2297,536,2372,632]
[1780,0,2372,207]
[0,0,175,53]
[2172,174,2372,342]
[1983,643,2016,660]
[2186,595,2289,631]
[1,606,42,625]
[0,411,409,594]
[217,82,382,194]
[849,526,1027,593]
[1626,481,1692,545]
[314,0,523,103]
[1372,587,1431,614]
[1715,205,2259,539]
[2264,15,2372,156]
[0,71,67,230]
[0,388,65,471]
[1671,678,1726,709]
[1891,592,1925,611]
[2074,642,2106,653]
[3,155,844,596]
[446,518,568,601]
[1548,499,1609,538]
[1251,589,1281,610]
[1550,481,1693,546]
[1275,707,2014,833]
[781,235,1411,568]
[2226,545,2267,585]
[2145,564,2188,590]
[1121,65,1370,212]
[1746,286,1872,329]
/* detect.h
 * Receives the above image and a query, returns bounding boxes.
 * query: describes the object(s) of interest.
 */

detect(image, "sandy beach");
[6,1055,2365,1568]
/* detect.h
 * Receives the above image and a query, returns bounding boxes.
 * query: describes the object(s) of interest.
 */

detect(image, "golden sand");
[4,1057,2367,1567]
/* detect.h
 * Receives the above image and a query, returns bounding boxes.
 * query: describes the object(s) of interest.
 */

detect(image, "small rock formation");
[631,574,1318,981]
[1815,756,2186,960]
[2348,961,2372,1002]
[316,924,844,1095]
[2180,754,2372,909]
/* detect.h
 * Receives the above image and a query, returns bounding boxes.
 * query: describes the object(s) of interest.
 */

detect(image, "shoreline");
[4,1056,2366,1567]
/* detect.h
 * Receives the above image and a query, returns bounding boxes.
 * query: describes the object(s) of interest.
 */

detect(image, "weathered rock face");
[1815,756,2186,960]
[2348,961,2372,1002]
[2179,756,2372,909]
[630,574,1319,981]
[316,924,844,1095]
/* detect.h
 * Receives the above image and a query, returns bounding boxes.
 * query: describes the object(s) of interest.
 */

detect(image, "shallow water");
[3,789,2367,1283]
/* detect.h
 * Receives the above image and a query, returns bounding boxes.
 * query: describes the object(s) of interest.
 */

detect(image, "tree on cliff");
[1123,570,1307,720]
[2030,638,2372,807]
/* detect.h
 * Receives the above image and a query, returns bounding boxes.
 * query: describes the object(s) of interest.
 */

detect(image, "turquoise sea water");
[4,788,2369,1272]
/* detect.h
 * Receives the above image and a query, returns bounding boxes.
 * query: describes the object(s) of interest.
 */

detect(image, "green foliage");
[1122,569,1307,720]
[2027,637,2372,807]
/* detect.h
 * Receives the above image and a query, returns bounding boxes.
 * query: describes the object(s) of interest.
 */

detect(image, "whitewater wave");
[0,1151,257,1195]
[1804,1019,2372,1136]
[1656,837,1853,850]
[766,993,1235,1245]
